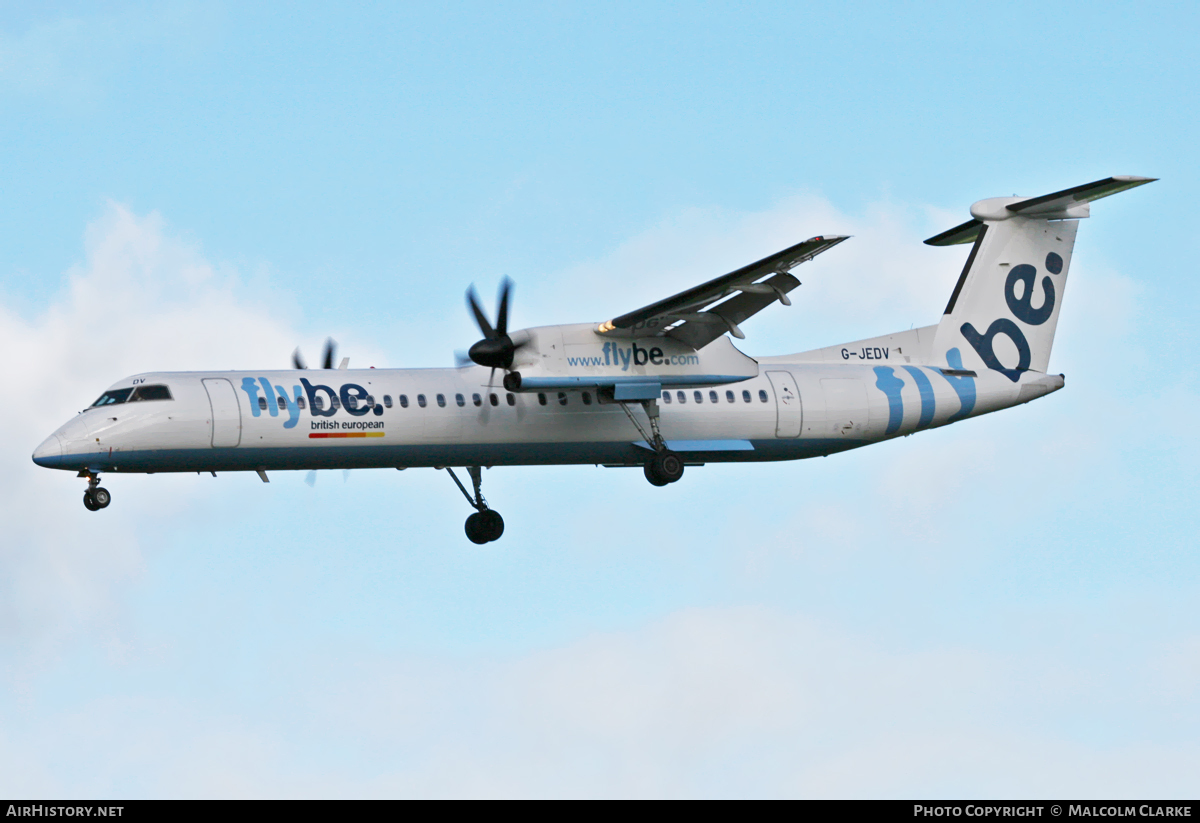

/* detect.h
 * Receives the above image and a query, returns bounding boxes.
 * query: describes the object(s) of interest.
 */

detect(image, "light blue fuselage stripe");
[902,366,936,430]
[942,348,977,422]
[872,366,905,436]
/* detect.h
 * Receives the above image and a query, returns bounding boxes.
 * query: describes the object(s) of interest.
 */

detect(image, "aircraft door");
[766,371,803,438]
[202,378,242,447]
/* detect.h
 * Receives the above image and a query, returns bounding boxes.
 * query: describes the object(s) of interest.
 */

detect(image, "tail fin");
[927,176,1155,380]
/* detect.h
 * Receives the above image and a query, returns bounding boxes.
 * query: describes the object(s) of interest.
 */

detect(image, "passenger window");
[662,391,672,404]
[709,390,718,403]
[399,394,409,408]
[742,390,752,403]
[538,393,547,406]
[130,384,173,402]
[277,395,286,410]
[473,393,482,407]
[759,389,769,403]
[345,395,358,411]
[383,395,393,409]
[558,392,568,406]
[456,393,465,407]
[258,396,268,411]
[297,396,306,410]
[313,396,325,411]
[677,391,686,404]
[694,391,703,404]
[725,390,735,403]
[581,392,592,405]
[417,394,427,408]
[437,394,446,407]
[91,388,133,407]
[490,393,499,406]
[506,393,516,406]
[331,396,342,410]
[366,396,375,407]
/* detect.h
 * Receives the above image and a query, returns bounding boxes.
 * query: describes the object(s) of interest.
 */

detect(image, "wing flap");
[668,272,800,349]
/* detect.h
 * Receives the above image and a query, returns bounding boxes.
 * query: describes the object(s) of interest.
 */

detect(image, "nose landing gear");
[79,471,111,511]
[445,466,504,544]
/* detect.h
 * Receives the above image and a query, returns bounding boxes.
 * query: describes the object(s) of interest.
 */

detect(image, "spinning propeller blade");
[291,338,339,370]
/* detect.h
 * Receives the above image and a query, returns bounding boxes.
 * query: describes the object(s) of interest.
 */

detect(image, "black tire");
[82,491,99,511]
[465,511,490,544]
[644,460,669,486]
[92,487,111,508]
[479,509,504,542]
[658,451,684,483]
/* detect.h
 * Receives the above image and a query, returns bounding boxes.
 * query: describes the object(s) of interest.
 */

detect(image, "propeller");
[464,278,532,425]
[292,338,338,370]
[465,278,529,370]
[305,469,350,487]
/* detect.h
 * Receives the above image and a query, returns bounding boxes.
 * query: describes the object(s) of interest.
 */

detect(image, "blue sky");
[2,1,1197,797]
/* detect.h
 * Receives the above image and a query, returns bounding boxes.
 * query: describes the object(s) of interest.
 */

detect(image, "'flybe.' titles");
[566,342,701,370]
[239,377,383,429]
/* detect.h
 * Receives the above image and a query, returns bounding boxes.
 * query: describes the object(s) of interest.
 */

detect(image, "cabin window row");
[256,386,771,413]
[660,389,769,405]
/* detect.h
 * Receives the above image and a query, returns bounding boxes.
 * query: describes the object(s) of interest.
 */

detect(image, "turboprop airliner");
[32,176,1154,543]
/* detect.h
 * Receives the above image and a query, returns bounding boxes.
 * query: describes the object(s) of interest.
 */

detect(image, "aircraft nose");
[32,434,63,467]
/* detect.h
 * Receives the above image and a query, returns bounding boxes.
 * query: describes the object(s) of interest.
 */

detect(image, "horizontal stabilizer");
[1006,175,1157,217]
[925,218,983,247]
[925,176,1156,245]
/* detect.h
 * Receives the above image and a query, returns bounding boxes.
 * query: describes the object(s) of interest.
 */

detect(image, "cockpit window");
[129,384,173,402]
[91,388,133,407]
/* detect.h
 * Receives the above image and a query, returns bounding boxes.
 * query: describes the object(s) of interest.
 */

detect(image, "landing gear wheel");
[644,462,669,486]
[478,509,504,542]
[465,511,489,544]
[465,509,505,544]
[645,450,684,486]
[83,490,99,511]
[92,487,111,508]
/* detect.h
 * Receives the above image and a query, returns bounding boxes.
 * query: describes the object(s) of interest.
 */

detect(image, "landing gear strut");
[618,398,684,487]
[445,466,504,544]
[79,471,111,511]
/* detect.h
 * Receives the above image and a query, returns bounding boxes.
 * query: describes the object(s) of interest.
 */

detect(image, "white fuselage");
[31,358,1063,476]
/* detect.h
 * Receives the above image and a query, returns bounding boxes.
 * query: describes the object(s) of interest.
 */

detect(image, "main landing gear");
[445,465,504,544]
[79,471,111,511]
[618,398,684,487]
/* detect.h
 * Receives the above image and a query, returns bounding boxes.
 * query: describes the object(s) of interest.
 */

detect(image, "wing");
[598,234,849,349]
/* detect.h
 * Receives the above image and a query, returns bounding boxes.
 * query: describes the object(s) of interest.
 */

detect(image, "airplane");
[32,176,1155,543]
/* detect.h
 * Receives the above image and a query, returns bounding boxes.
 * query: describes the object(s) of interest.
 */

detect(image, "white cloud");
[0,203,324,663]
[7,606,1197,797]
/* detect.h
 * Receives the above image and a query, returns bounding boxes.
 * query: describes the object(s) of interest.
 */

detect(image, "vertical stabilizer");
[926,176,1154,380]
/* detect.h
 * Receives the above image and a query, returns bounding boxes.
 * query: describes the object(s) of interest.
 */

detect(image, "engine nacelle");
[502,323,758,399]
